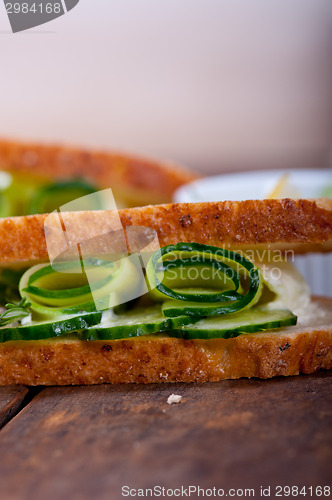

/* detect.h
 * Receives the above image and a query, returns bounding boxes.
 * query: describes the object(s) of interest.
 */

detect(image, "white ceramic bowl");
[174,169,332,297]
[174,169,332,203]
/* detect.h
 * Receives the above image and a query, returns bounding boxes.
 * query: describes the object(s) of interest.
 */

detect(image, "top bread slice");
[0,198,331,266]
[0,138,198,206]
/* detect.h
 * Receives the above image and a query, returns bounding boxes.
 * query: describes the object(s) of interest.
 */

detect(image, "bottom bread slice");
[0,298,331,385]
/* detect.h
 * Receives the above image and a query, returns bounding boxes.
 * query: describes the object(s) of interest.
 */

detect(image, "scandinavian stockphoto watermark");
[3,0,79,32]
[43,188,163,310]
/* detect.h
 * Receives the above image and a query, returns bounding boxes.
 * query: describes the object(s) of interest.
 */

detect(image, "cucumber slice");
[146,243,263,317]
[79,305,199,341]
[0,304,297,343]
[19,259,114,307]
[161,299,243,317]
[27,299,99,319]
[19,257,143,317]
[169,307,297,340]
[0,311,102,343]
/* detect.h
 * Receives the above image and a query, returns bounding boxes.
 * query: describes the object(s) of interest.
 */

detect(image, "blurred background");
[1,0,332,174]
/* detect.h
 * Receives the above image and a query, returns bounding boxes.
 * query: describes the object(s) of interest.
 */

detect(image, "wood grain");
[0,386,28,429]
[0,372,331,500]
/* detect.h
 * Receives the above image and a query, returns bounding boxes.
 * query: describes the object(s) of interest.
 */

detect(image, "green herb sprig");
[0,298,31,327]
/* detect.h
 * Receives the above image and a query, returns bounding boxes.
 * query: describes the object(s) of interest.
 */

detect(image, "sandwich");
[0,197,331,385]
[0,138,198,214]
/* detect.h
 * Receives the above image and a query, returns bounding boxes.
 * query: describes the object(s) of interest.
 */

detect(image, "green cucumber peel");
[23,270,112,300]
[26,299,99,319]
[79,305,199,341]
[0,305,297,343]
[19,258,132,315]
[0,310,102,343]
[168,306,297,340]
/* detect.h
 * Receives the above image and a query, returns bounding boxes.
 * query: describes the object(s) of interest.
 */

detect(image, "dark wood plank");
[0,372,331,500]
[0,386,29,429]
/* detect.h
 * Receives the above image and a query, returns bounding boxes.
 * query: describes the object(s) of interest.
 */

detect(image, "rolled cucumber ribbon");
[146,243,263,317]
[19,257,143,318]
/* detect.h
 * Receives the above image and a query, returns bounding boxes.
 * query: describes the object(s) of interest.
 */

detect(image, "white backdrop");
[1,0,332,173]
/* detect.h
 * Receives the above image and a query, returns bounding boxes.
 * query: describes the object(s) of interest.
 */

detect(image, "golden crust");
[0,198,331,265]
[0,298,331,385]
[0,138,198,206]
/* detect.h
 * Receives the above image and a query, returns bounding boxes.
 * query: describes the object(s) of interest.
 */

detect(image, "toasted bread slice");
[0,198,331,266]
[0,138,198,206]
[0,297,330,385]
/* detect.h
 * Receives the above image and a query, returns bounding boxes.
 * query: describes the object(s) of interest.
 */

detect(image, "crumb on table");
[167,394,182,405]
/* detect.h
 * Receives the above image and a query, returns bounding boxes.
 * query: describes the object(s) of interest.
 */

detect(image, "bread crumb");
[167,394,182,405]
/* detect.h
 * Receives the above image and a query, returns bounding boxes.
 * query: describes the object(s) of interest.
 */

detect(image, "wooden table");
[0,372,331,500]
